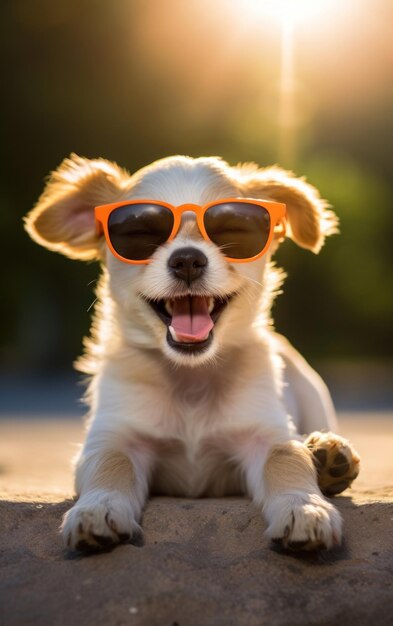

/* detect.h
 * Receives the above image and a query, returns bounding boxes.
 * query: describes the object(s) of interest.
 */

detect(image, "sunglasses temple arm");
[274,217,287,238]
[95,218,104,236]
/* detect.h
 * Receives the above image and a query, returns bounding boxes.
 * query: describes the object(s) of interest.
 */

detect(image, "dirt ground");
[0,413,392,626]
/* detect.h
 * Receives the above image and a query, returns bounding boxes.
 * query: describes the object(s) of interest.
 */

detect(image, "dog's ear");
[25,154,130,260]
[237,165,338,253]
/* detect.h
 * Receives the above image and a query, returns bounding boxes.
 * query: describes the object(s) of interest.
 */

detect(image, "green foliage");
[274,156,393,358]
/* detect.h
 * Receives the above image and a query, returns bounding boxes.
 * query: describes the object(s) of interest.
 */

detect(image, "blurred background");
[1,0,392,415]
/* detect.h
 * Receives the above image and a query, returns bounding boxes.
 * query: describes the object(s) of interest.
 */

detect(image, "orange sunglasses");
[95,198,286,265]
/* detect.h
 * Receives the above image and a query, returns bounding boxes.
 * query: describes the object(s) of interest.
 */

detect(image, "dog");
[25,154,360,552]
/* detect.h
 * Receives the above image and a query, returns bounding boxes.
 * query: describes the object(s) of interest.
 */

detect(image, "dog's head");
[25,155,337,367]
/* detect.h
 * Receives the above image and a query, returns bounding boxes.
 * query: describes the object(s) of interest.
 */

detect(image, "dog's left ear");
[237,165,338,253]
[25,154,130,260]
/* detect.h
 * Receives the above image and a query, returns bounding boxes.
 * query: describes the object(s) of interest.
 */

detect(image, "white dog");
[25,154,359,552]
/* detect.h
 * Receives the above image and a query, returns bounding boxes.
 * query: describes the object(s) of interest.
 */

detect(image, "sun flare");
[241,0,332,25]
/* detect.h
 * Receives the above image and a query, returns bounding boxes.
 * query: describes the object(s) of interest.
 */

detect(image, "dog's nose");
[168,247,208,285]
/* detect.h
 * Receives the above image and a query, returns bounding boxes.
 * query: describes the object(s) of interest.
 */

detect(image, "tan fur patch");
[264,440,318,496]
[24,154,130,260]
[76,450,135,495]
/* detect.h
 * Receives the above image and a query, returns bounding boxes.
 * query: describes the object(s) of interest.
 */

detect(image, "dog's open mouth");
[147,295,231,354]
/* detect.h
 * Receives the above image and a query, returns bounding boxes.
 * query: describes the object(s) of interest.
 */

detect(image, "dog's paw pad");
[313,448,328,468]
[328,451,350,478]
[305,431,360,497]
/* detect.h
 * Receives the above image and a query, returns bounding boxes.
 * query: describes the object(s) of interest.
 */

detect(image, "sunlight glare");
[242,0,332,26]
[231,0,343,166]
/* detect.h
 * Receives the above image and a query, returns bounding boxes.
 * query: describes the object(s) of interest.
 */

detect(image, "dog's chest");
[146,383,269,497]
[124,357,286,496]
[149,432,245,497]
[146,392,234,495]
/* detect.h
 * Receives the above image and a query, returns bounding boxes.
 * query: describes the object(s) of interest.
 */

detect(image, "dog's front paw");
[264,492,342,551]
[306,431,360,496]
[62,491,141,552]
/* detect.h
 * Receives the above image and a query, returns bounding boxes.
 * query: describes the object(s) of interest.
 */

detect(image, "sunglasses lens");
[108,203,174,261]
[204,202,271,259]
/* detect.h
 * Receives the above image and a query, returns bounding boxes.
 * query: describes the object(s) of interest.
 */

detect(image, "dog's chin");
[142,293,233,367]
[162,332,217,367]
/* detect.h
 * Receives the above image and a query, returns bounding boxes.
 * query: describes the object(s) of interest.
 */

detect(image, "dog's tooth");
[165,300,173,315]
[168,325,179,341]
[208,297,214,314]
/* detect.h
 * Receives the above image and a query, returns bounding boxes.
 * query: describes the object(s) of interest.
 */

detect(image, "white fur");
[263,491,342,549]
[26,155,342,551]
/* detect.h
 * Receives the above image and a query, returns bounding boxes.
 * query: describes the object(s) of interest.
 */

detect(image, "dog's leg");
[61,437,153,551]
[305,431,360,496]
[245,440,342,551]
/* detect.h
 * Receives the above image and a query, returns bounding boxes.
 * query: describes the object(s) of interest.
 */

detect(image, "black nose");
[168,247,208,285]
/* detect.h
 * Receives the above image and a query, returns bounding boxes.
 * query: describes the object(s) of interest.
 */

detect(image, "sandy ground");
[0,413,392,625]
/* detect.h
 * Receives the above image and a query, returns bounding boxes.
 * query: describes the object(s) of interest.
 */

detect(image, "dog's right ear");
[24,154,130,260]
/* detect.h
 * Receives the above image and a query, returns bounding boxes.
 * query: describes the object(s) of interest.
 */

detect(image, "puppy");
[25,154,360,552]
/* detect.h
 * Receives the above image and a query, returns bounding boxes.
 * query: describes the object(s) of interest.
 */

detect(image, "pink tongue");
[171,296,214,342]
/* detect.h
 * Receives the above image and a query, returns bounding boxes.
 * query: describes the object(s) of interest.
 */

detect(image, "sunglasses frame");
[94,198,287,265]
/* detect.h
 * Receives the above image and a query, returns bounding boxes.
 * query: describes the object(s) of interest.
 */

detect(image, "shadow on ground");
[1,493,392,626]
